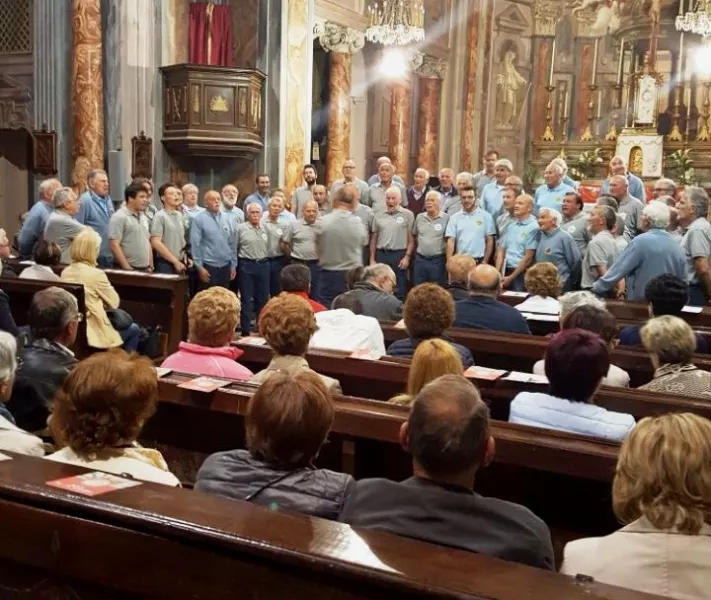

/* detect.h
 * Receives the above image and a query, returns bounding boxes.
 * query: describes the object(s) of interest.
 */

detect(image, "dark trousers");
[319,269,346,309]
[155,257,177,274]
[413,254,445,286]
[292,258,320,299]
[201,263,232,290]
[98,255,113,269]
[239,259,270,334]
[118,322,141,353]
[505,267,526,292]
[689,283,706,307]
[376,248,407,300]
[268,256,286,297]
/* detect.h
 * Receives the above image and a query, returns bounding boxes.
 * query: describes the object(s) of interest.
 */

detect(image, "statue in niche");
[630,146,643,176]
[495,49,528,129]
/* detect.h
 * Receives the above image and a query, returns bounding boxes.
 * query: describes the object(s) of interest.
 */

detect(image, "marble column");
[389,77,412,182]
[477,0,494,161]
[460,0,479,172]
[316,22,365,186]
[71,0,104,193]
[415,56,447,174]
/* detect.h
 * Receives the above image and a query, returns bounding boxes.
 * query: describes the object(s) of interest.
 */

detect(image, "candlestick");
[591,37,600,85]
[685,86,692,141]
[541,85,556,141]
[580,84,598,142]
[548,38,557,86]
[616,38,625,87]
[697,81,711,142]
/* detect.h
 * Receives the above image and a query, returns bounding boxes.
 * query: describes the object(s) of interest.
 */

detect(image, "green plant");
[666,149,698,185]
[569,148,603,181]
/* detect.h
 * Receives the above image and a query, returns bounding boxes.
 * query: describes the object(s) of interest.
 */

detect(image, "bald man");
[331,159,369,206]
[495,194,538,292]
[19,178,62,259]
[453,264,530,333]
[600,155,645,203]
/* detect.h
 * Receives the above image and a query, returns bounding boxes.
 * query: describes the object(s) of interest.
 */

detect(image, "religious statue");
[629,146,643,176]
[495,50,527,129]
[569,0,623,36]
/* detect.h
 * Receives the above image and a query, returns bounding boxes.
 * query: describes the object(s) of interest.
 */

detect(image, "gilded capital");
[532,0,558,36]
[313,22,365,54]
[415,54,447,79]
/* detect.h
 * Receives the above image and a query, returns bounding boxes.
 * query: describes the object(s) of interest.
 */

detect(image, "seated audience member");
[0,228,13,279]
[196,371,353,519]
[340,263,403,321]
[0,286,18,336]
[344,266,365,292]
[161,287,253,380]
[7,287,78,432]
[46,350,180,486]
[61,230,141,351]
[279,263,326,312]
[515,263,561,315]
[251,294,342,393]
[445,254,477,302]
[387,283,473,367]
[562,413,711,599]
[44,187,84,264]
[0,332,44,456]
[511,329,635,440]
[454,264,530,334]
[533,305,631,388]
[559,290,606,326]
[390,340,463,406]
[618,274,707,353]
[19,241,61,281]
[341,375,554,569]
[310,294,386,357]
[638,316,711,398]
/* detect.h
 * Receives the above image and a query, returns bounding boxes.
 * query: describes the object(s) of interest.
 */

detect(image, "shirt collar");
[542,227,560,238]
[515,215,534,225]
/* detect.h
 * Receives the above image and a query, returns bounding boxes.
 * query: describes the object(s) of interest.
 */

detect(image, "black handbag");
[106,308,133,330]
[137,325,163,358]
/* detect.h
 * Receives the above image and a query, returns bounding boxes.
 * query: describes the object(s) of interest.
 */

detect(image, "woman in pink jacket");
[162,287,252,380]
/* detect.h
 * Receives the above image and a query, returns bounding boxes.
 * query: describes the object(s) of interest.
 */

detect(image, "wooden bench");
[0,277,90,356]
[0,453,666,600]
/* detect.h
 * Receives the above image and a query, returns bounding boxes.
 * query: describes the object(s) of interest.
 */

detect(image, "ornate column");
[71,0,104,193]
[415,56,447,174]
[460,0,480,171]
[389,77,412,182]
[315,23,365,186]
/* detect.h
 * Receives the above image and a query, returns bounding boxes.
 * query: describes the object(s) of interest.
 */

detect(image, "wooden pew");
[0,277,90,356]
[0,454,666,600]
[378,324,711,387]
[233,342,711,422]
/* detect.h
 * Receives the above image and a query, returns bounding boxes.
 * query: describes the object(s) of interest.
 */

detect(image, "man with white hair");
[442,171,474,216]
[581,204,619,290]
[19,178,62,259]
[600,156,645,203]
[535,208,581,291]
[652,177,677,202]
[76,169,114,267]
[592,201,686,301]
[435,167,457,205]
[607,174,644,241]
[413,190,449,285]
[550,157,578,190]
[236,202,270,333]
[331,159,369,206]
[181,184,203,219]
[370,187,414,300]
[44,187,84,264]
[406,168,431,215]
[340,263,403,321]
[220,183,245,227]
[533,162,575,216]
[677,186,711,305]
[481,159,513,221]
[368,161,407,214]
[367,156,404,187]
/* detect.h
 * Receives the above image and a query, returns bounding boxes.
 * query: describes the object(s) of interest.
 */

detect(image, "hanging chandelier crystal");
[366,0,425,46]
[676,0,711,37]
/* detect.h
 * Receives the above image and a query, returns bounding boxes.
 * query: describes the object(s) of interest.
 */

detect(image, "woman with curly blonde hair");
[562,413,711,598]
[515,262,561,315]
[250,293,342,393]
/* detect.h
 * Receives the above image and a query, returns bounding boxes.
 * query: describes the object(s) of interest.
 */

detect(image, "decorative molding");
[532,0,558,36]
[496,4,529,34]
[313,21,365,54]
[414,54,447,79]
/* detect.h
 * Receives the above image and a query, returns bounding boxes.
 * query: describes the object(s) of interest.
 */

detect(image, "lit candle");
[548,37,557,87]
[563,90,570,118]
[591,37,600,85]
[597,90,602,119]
[617,38,625,87]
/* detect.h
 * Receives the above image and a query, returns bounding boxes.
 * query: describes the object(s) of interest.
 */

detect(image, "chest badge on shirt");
[544,247,551,255]
[396,216,404,224]
[276,228,283,236]
[567,225,576,233]
[261,233,268,241]
[434,223,442,231]
[476,220,482,227]
[520,231,527,239]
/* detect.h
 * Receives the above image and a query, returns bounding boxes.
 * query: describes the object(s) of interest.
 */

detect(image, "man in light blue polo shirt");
[221,184,245,228]
[445,185,495,263]
[76,169,115,267]
[481,159,513,222]
[18,178,62,259]
[533,162,575,216]
[600,155,645,202]
[496,194,538,291]
[593,201,686,301]
[243,174,271,212]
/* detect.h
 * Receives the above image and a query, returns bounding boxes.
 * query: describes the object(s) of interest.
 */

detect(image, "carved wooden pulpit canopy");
[160,64,265,158]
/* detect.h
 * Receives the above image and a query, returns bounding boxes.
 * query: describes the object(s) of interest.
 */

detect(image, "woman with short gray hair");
[0,332,44,456]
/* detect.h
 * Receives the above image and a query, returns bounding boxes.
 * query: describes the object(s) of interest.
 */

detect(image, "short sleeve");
[406,211,415,229]
[150,213,165,238]
[107,213,124,241]
[484,213,495,236]
[282,222,295,243]
[587,239,608,267]
[688,228,711,259]
[371,215,380,234]
[412,215,422,236]
[444,216,457,238]
[524,227,539,251]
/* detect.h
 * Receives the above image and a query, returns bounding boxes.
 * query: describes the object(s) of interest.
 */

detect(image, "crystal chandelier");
[676,0,711,37]
[366,0,425,46]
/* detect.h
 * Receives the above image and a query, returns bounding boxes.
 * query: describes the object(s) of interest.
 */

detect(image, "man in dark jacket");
[340,375,554,569]
[7,287,79,432]
[340,264,403,322]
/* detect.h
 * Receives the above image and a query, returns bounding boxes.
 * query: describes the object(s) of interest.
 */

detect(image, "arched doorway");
[0,127,32,244]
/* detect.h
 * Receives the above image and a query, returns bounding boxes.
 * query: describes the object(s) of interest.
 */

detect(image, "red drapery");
[188,3,232,66]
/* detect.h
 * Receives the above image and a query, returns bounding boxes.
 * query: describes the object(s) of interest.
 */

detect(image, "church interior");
[2,0,711,598]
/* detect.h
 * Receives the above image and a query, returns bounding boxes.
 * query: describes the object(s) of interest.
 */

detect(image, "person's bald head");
[468,264,501,297]
[332,183,358,209]
[446,254,477,285]
[402,375,492,478]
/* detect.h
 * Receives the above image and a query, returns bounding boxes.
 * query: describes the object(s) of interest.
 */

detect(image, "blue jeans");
[376,249,407,300]
[319,269,346,308]
[98,255,113,269]
[238,259,270,334]
[413,254,445,286]
[119,322,141,353]
[268,256,286,297]
[201,263,232,290]
[505,267,526,292]
[689,283,706,307]
[292,258,320,300]
[155,257,177,274]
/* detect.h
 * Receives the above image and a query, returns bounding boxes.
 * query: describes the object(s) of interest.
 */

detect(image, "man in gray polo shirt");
[108,181,153,271]
[677,186,711,305]
[315,185,368,307]
[44,187,84,264]
[262,197,288,296]
[353,201,375,268]
[236,203,270,334]
[282,199,320,296]
[151,183,187,274]
[561,191,592,255]
[370,186,415,300]
[581,205,619,290]
[413,190,449,286]
[368,162,407,214]
[330,158,369,206]
[312,184,331,216]
[290,164,318,218]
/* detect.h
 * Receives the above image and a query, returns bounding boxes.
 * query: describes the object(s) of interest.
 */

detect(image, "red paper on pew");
[464,366,507,381]
[46,472,142,496]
